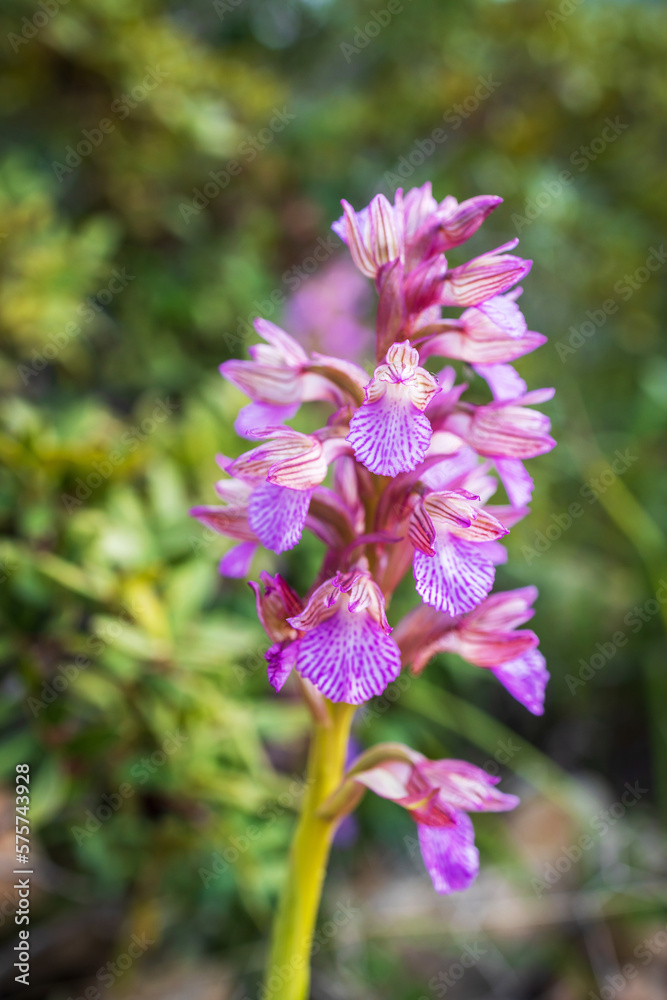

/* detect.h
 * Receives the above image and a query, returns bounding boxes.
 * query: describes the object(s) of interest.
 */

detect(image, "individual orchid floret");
[409,489,508,615]
[332,194,404,280]
[349,746,519,894]
[443,387,556,462]
[419,290,547,366]
[228,427,350,553]
[440,240,532,307]
[347,341,440,476]
[395,587,548,715]
[285,566,401,704]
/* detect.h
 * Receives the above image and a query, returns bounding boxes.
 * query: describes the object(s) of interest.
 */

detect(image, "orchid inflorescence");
[191,183,555,896]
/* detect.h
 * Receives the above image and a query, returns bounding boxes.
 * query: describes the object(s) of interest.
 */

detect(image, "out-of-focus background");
[1,1,666,997]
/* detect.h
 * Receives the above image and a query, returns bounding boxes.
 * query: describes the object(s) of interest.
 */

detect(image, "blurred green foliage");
[0,0,666,996]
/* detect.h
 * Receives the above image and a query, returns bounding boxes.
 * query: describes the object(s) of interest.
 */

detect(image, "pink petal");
[441,244,532,307]
[413,533,496,615]
[491,648,549,715]
[468,586,538,631]
[266,640,298,692]
[418,814,479,894]
[473,363,527,402]
[234,401,299,437]
[294,606,401,704]
[434,195,503,251]
[248,483,313,553]
[494,457,534,507]
[421,328,547,365]
[219,541,257,578]
[348,388,433,477]
[420,760,520,813]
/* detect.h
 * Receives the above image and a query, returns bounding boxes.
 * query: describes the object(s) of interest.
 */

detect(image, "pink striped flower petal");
[294,605,401,704]
[248,483,313,553]
[347,342,440,476]
[266,640,299,692]
[419,760,520,813]
[440,241,532,307]
[491,648,549,715]
[413,532,497,615]
[418,813,479,894]
[348,391,433,476]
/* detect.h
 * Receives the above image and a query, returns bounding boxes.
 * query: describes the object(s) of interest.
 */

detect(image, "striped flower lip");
[409,490,508,616]
[285,568,401,705]
[347,341,440,477]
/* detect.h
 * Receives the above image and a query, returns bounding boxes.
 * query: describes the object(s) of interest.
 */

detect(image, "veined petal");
[248,483,313,553]
[348,388,433,476]
[249,571,301,642]
[420,328,547,365]
[266,640,299,692]
[414,532,496,615]
[492,648,549,715]
[418,814,479,894]
[294,604,401,704]
[419,759,520,813]
[469,404,556,459]
[219,359,302,405]
[434,195,503,251]
[467,586,538,632]
[461,291,527,341]
[441,243,532,307]
[231,431,327,489]
[450,627,539,667]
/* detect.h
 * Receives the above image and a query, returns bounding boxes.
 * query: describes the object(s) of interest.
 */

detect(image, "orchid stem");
[265,700,356,1000]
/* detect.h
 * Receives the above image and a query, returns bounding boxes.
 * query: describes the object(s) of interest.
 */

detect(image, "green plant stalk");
[266,700,356,1000]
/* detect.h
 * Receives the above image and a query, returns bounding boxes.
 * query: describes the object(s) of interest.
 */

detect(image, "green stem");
[266,701,356,1000]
